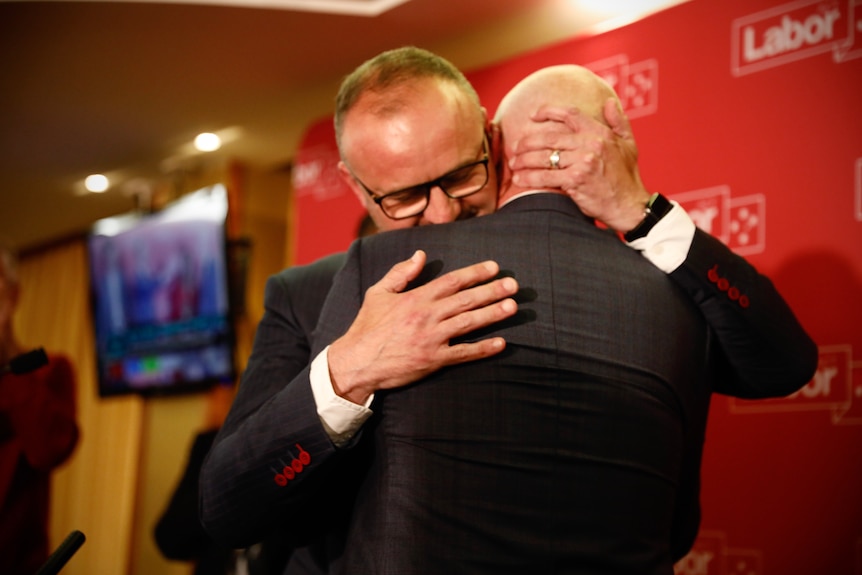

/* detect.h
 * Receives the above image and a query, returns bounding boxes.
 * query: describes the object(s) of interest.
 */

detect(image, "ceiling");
[0,0,687,253]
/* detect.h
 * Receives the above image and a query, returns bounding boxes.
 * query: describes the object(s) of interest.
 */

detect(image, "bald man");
[310,65,815,574]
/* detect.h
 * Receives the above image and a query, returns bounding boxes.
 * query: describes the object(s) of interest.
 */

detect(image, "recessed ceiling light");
[85,174,109,193]
[195,132,222,152]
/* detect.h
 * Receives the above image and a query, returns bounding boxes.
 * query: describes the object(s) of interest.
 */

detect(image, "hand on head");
[494,65,652,232]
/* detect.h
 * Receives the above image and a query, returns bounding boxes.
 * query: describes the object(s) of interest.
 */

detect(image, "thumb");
[604,98,632,140]
[374,250,426,294]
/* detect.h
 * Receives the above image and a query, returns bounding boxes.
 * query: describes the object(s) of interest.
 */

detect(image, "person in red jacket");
[0,247,79,575]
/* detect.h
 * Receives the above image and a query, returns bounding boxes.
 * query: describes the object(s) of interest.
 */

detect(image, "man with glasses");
[201,47,522,574]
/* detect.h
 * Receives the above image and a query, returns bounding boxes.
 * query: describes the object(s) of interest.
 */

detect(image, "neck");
[495,152,566,208]
[497,182,568,208]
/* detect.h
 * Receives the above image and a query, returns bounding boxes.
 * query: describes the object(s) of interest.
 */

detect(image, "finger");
[512,130,580,156]
[530,105,585,130]
[522,106,612,146]
[435,276,519,321]
[440,337,508,366]
[370,250,426,295]
[511,142,595,170]
[421,260,502,300]
[512,168,575,190]
[443,295,518,337]
[512,141,605,188]
[509,147,567,170]
[603,98,631,140]
[512,138,604,175]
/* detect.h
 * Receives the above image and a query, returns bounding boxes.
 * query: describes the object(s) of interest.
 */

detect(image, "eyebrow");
[368,136,488,197]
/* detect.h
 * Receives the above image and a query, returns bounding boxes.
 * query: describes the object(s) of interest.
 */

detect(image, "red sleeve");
[0,354,79,470]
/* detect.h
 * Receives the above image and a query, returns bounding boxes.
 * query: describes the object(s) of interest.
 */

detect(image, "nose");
[420,186,460,225]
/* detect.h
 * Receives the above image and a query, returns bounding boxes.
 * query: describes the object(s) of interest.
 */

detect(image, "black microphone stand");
[34,530,86,575]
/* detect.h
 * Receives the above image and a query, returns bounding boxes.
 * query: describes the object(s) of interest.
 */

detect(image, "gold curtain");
[15,239,143,575]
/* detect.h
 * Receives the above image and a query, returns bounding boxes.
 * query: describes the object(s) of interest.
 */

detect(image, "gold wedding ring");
[549,149,561,170]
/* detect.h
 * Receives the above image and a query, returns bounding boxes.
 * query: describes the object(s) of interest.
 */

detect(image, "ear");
[486,121,510,207]
[487,122,504,166]
[338,160,372,210]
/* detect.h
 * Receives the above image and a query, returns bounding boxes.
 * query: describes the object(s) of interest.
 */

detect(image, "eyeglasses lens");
[380,161,488,219]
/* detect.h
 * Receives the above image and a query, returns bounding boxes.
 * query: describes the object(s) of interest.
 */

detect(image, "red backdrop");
[293,0,862,572]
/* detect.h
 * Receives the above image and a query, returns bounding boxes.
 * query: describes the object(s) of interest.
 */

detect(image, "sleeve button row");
[708,265,750,309]
[273,443,312,486]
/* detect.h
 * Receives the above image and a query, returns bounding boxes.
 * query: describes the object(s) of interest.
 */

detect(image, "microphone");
[0,347,49,376]
[35,530,86,575]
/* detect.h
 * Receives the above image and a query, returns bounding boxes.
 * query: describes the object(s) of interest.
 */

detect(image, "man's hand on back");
[327,250,519,405]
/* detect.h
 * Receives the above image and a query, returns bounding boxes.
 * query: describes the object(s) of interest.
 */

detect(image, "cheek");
[363,202,393,231]
[373,213,418,232]
[465,189,498,216]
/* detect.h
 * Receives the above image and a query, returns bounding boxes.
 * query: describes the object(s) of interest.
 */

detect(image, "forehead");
[342,78,485,191]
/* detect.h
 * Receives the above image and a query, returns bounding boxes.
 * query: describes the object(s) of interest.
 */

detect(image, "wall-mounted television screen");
[87,184,236,397]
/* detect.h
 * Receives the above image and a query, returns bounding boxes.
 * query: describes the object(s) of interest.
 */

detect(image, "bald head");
[492,65,647,227]
[494,65,619,156]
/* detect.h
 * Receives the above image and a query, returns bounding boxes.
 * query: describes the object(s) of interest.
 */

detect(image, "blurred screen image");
[87,185,235,396]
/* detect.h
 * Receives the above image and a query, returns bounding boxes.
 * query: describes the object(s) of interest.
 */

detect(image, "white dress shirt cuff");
[310,345,374,448]
[625,201,696,273]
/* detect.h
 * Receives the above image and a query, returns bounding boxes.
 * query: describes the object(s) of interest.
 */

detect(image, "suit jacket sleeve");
[669,228,818,398]
[309,242,366,359]
[199,255,351,548]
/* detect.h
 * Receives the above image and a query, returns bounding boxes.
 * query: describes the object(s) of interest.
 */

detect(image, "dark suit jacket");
[200,194,816,574]
[307,193,816,574]
[200,252,347,573]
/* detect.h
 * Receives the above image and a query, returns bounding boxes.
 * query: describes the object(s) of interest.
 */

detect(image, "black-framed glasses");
[351,137,490,220]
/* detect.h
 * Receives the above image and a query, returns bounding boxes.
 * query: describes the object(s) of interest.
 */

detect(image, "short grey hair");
[334,46,480,155]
